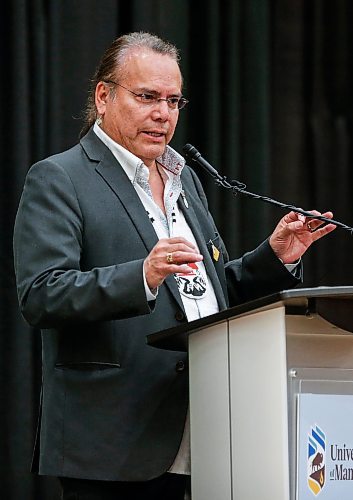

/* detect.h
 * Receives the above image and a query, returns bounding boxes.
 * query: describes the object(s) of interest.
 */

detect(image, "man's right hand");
[144,237,203,291]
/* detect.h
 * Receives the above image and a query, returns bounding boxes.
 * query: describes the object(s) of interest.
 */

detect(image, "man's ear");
[95,82,109,115]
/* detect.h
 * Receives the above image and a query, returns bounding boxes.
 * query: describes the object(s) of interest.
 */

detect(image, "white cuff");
[143,266,158,301]
[283,258,301,273]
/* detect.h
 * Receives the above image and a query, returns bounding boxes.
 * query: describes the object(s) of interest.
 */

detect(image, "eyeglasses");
[104,80,189,110]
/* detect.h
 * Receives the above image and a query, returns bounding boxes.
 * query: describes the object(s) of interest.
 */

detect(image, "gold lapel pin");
[212,244,220,262]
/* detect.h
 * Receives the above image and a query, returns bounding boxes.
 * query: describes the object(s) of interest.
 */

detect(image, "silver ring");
[166,252,174,264]
[307,222,314,232]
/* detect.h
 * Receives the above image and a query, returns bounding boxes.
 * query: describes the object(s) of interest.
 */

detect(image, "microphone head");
[182,144,200,160]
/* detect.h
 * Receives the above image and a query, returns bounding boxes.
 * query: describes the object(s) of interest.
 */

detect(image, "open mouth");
[143,131,166,138]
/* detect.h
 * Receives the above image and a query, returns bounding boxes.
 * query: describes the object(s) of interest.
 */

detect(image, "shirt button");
[175,311,185,321]
[175,360,185,372]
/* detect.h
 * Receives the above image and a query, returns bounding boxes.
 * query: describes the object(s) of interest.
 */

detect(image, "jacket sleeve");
[225,239,302,306]
[13,160,152,329]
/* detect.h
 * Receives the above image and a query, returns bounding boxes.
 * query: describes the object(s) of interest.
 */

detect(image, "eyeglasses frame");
[103,80,189,110]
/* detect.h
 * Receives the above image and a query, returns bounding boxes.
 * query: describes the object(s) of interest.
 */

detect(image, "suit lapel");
[95,158,158,252]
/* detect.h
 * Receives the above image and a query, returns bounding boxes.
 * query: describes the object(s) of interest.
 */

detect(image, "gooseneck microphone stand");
[182,144,353,234]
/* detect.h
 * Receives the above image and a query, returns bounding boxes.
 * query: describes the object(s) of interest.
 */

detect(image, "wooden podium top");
[146,286,353,352]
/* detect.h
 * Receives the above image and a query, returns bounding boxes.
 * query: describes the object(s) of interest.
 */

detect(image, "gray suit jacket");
[13,129,300,481]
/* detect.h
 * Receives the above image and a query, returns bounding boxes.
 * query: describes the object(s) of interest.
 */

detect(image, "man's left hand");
[269,210,336,264]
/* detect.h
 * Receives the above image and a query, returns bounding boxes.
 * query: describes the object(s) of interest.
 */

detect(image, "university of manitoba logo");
[307,425,326,496]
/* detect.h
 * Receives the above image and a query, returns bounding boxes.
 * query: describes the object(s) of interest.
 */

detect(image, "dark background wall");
[1,1,353,498]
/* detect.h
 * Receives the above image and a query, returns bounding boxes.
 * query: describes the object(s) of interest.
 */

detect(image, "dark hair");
[80,32,181,137]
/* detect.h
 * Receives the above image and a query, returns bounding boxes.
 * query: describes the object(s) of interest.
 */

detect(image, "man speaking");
[13,32,335,499]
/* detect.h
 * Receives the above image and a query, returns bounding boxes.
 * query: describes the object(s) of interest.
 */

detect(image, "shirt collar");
[93,122,185,182]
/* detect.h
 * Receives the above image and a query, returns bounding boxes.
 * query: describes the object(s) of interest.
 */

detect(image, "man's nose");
[151,99,172,120]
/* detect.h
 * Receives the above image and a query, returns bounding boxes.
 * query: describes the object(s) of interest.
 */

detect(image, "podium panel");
[189,322,232,500]
[228,307,290,500]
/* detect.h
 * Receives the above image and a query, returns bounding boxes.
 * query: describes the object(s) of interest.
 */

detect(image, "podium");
[147,287,353,500]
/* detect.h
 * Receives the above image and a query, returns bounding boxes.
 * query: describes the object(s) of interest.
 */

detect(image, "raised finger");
[165,237,199,251]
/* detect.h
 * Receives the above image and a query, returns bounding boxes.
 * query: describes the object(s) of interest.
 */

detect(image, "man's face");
[96,49,182,167]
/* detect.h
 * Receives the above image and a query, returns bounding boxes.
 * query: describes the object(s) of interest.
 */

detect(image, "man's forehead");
[123,47,174,64]
[121,48,182,89]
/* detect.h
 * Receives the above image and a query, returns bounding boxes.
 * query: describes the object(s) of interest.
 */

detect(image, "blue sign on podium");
[297,394,353,499]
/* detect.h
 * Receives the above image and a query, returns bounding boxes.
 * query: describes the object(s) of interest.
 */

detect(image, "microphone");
[182,144,220,179]
[182,143,353,234]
